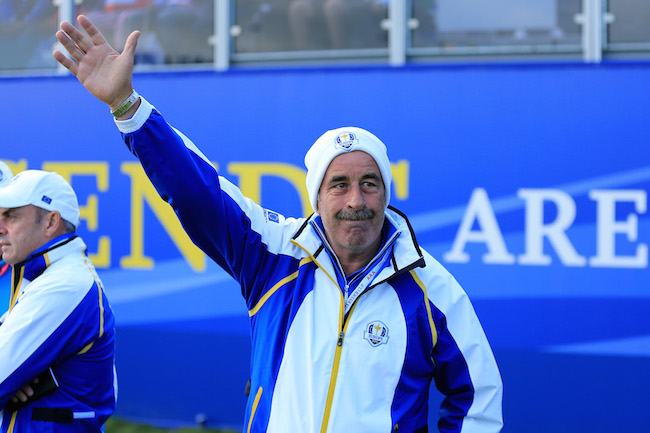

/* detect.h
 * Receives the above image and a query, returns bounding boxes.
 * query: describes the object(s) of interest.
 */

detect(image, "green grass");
[105,417,239,433]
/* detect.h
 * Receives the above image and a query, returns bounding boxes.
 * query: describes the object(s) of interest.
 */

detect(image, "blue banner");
[1,62,648,432]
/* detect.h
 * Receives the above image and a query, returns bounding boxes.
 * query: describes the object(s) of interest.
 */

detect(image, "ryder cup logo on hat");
[305,126,393,213]
[0,170,81,228]
[335,132,358,150]
[0,161,13,188]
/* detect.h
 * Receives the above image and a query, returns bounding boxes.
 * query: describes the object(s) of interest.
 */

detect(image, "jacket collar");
[15,233,82,282]
[292,206,425,279]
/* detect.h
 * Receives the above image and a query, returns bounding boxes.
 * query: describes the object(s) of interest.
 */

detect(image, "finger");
[122,30,140,57]
[16,390,28,402]
[53,50,79,76]
[55,30,85,63]
[54,30,84,61]
[23,385,34,397]
[57,26,88,61]
[77,15,109,48]
[10,396,18,403]
[59,20,93,55]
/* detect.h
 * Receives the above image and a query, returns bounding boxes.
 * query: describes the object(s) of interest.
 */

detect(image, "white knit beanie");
[304,126,392,214]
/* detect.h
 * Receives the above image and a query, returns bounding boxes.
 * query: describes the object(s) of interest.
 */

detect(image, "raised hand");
[53,15,140,112]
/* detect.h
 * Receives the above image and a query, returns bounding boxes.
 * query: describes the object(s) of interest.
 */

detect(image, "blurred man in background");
[0,162,13,314]
[0,170,116,433]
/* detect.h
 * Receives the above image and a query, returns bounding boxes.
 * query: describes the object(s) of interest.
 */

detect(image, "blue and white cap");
[0,161,13,188]
[304,127,392,214]
[0,170,80,228]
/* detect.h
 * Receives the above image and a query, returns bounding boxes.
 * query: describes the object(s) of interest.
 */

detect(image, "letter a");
[444,188,515,264]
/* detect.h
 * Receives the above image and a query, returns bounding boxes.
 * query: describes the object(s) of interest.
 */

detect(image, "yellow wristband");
[111,90,139,118]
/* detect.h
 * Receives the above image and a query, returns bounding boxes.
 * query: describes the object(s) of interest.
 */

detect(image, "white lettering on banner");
[444,188,648,269]
[517,189,587,266]
[589,189,648,268]
[443,188,515,264]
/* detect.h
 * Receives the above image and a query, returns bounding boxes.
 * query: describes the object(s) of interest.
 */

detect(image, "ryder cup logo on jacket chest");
[364,321,389,347]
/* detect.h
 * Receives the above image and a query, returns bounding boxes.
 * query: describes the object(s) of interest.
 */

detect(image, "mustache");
[336,207,375,221]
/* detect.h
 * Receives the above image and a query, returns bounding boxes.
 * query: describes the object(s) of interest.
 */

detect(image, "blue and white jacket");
[0,235,116,433]
[116,98,503,433]
[0,261,9,315]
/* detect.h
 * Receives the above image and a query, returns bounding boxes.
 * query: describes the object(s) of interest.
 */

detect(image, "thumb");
[123,30,140,58]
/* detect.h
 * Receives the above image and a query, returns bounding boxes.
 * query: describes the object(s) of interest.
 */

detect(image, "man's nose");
[346,184,365,209]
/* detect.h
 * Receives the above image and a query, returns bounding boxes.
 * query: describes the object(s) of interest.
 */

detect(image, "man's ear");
[44,211,63,236]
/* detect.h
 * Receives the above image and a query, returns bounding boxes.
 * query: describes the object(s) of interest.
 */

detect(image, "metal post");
[55,0,76,74]
[574,0,614,63]
[214,0,230,71]
[387,0,406,66]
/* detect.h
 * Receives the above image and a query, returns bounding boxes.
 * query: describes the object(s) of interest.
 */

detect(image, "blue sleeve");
[118,103,293,304]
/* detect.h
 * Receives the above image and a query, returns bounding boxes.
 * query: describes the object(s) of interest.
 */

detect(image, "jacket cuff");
[114,96,154,134]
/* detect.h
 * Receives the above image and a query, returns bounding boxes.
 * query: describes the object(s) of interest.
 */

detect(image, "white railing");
[1,0,643,76]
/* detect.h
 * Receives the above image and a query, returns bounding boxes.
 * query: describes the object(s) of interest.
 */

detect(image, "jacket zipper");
[9,265,24,313]
[7,411,18,433]
[290,237,421,432]
[319,300,358,433]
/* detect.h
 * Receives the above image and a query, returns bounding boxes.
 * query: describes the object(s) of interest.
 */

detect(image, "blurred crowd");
[0,0,412,69]
[1,0,646,71]
[0,0,59,69]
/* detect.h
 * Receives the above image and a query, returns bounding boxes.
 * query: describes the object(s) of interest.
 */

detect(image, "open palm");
[53,15,140,110]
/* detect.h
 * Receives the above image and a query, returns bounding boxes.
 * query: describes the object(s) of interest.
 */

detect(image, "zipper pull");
[337,331,345,346]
